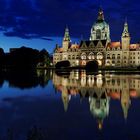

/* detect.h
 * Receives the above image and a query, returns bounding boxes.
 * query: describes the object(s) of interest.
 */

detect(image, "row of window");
[106,54,121,59]
[130,52,140,55]
[130,61,140,64]
[130,57,140,59]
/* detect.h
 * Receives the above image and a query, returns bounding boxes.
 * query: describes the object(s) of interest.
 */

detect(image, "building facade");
[53,8,140,68]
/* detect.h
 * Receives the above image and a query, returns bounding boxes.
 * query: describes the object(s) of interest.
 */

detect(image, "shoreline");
[36,66,140,74]
[37,66,139,71]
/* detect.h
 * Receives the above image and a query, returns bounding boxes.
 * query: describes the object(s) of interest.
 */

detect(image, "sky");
[0,0,140,53]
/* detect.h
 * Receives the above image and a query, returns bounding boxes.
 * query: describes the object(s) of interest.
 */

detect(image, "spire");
[121,91,131,121]
[122,19,130,37]
[61,88,70,112]
[121,102,129,120]
[63,26,71,41]
[98,119,103,130]
[97,7,104,21]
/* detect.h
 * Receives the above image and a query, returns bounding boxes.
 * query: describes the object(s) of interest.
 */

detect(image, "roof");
[80,40,107,48]
[70,43,80,49]
[129,44,140,50]
[56,47,63,53]
[107,42,121,49]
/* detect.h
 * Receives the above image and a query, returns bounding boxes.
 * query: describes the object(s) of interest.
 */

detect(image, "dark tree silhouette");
[86,61,98,72]
[55,60,70,69]
[38,49,50,67]
[7,128,14,140]
[27,126,45,140]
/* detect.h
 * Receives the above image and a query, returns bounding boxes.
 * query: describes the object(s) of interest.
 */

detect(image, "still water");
[0,70,140,140]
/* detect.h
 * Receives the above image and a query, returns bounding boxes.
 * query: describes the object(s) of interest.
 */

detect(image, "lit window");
[81,53,86,60]
[97,52,103,59]
[88,53,94,60]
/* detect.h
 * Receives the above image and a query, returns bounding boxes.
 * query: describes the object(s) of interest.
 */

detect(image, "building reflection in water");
[53,70,140,129]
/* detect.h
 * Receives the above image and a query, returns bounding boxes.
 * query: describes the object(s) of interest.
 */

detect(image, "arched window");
[97,52,103,60]
[96,29,101,39]
[88,52,94,60]
[107,53,110,59]
[117,54,120,59]
[81,53,86,60]
[112,54,115,59]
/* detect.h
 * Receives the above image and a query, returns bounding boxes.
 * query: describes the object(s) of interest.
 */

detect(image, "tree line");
[0,46,51,70]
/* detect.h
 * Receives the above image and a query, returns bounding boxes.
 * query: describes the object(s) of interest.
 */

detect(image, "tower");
[90,8,111,43]
[121,20,131,50]
[62,26,71,51]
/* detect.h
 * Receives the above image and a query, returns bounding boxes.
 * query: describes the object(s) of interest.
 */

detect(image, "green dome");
[92,21,108,30]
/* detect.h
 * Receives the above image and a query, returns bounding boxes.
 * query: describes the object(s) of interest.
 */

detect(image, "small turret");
[97,7,104,21]
[62,26,71,51]
[121,19,131,50]
[63,27,70,41]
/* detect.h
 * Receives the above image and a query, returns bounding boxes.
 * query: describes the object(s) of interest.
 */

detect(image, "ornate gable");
[89,41,95,48]
[97,41,104,48]
[81,41,87,48]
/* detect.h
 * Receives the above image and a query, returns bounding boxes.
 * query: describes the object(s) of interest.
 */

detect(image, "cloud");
[0,0,139,42]
[41,37,54,41]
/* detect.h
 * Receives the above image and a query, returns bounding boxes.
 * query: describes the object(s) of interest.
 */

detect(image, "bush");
[55,61,70,69]
[86,61,98,72]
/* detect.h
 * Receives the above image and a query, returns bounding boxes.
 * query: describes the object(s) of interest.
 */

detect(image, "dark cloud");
[41,37,54,41]
[0,0,139,42]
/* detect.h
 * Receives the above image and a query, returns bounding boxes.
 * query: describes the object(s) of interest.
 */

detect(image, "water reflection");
[0,69,51,89]
[53,70,140,129]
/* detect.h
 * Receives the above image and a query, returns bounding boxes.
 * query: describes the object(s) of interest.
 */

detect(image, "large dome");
[90,8,111,42]
[93,21,109,30]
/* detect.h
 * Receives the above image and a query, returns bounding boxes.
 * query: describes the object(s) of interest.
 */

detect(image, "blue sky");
[0,0,140,53]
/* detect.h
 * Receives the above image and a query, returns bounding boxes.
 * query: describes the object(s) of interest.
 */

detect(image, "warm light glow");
[97,60,102,66]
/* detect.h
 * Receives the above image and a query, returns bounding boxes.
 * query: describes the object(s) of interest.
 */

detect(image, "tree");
[38,49,51,67]
[27,126,45,140]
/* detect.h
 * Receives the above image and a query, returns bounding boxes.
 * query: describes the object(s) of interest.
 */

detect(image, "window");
[88,52,94,60]
[97,52,103,59]
[107,53,110,59]
[76,55,79,59]
[112,60,115,64]
[96,29,101,39]
[112,54,115,59]
[81,53,86,60]
[117,54,120,59]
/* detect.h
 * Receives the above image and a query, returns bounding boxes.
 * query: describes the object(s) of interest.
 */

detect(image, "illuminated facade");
[53,8,140,68]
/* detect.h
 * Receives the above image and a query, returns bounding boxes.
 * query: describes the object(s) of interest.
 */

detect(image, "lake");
[0,69,140,140]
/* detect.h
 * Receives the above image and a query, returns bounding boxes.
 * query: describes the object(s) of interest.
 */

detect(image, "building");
[53,8,140,68]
